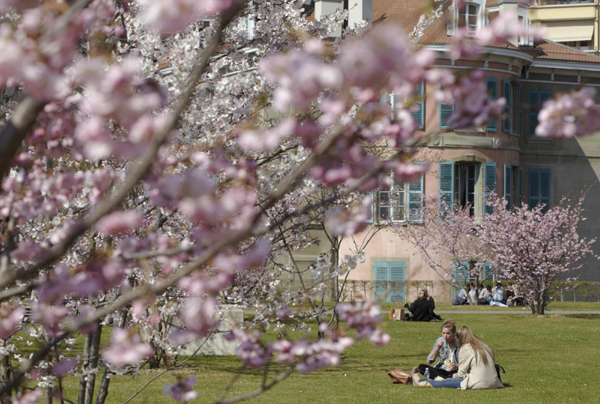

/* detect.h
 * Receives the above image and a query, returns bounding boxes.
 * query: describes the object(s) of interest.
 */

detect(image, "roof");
[370,0,600,64]
[302,0,600,65]
[528,40,600,64]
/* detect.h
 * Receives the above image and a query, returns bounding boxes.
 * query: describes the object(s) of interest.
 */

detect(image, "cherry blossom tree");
[0,0,592,403]
[480,195,597,314]
[394,199,490,304]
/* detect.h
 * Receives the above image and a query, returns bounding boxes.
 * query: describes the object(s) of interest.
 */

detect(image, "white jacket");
[457,344,504,390]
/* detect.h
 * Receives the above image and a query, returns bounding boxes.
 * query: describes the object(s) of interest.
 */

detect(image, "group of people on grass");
[410,319,504,389]
[454,281,526,307]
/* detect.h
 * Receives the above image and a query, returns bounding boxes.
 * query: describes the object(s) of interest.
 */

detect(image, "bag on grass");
[495,364,505,382]
[389,305,395,320]
[388,368,412,384]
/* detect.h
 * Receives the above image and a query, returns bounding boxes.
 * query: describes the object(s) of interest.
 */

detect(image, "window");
[439,101,454,129]
[377,188,405,222]
[455,162,478,216]
[439,161,496,217]
[502,79,512,133]
[518,16,524,44]
[374,261,405,302]
[528,169,551,212]
[392,81,425,129]
[485,78,498,132]
[370,172,424,223]
[528,90,551,137]
[458,3,479,32]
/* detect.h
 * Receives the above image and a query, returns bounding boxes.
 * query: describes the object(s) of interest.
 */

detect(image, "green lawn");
[30,305,596,404]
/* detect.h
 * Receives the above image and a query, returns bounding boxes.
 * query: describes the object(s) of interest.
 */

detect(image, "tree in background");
[394,199,490,304]
[480,195,597,314]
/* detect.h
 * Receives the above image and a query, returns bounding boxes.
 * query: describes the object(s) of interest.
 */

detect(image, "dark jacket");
[406,298,433,321]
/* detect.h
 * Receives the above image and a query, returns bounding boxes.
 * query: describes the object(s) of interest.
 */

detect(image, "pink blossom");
[102,329,153,367]
[52,360,77,377]
[10,240,48,262]
[260,42,343,112]
[30,303,70,335]
[444,70,506,129]
[238,118,296,152]
[96,211,143,235]
[535,87,600,138]
[169,298,218,345]
[325,197,371,236]
[0,305,24,340]
[163,377,198,402]
[75,118,113,160]
[10,390,43,404]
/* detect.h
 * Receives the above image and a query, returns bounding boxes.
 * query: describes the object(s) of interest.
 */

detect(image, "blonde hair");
[441,318,456,334]
[456,326,494,367]
[418,288,429,300]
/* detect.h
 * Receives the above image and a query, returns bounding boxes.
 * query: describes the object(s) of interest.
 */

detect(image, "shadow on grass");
[564,314,600,320]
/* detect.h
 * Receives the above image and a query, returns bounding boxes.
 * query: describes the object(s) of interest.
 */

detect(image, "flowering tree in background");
[0,0,596,403]
[394,199,489,304]
[480,195,597,315]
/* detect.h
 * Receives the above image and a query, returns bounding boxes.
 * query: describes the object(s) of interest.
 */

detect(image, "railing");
[335,280,600,303]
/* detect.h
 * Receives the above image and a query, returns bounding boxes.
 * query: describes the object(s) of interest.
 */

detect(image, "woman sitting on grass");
[402,288,442,321]
[412,326,504,389]
[415,319,458,379]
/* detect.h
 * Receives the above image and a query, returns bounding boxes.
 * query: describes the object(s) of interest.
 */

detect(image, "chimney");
[348,0,373,28]
[315,0,344,38]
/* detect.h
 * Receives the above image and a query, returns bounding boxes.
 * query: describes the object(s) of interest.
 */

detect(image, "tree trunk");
[0,352,11,403]
[77,333,92,404]
[84,324,102,404]
[94,366,111,404]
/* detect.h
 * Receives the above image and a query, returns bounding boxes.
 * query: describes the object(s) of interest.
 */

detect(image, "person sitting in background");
[412,326,504,390]
[468,282,477,305]
[452,286,469,305]
[403,288,441,321]
[492,281,506,304]
[414,319,458,379]
[507,285,526,306]
[478,285,493,305]
[477,284,487,304]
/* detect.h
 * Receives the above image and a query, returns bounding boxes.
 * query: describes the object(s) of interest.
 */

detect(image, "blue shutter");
[528,90,538,137]
[485,78,498,131]
[483,162,496,217]
[504,164,512,209]
[374,263,389,302]
[519,167,523,207]
[408,174,424,223]
[540,170,551,212]
[528,169,551,212]
[439,161,454,214]
[529,169,540,209]
[502,79,511,133]
[528,90,551,137]
[439,103,454,129]
[389,263,405,302]
[481,262,495,281]
[413,81,425,129]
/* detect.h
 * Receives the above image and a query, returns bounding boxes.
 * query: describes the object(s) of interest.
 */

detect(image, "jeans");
[424,377,463,388]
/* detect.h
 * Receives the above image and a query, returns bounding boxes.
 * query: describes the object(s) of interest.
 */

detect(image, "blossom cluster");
[536,87,600,138]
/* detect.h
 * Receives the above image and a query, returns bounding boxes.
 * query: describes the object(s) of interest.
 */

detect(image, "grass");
[16,305,600,404]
